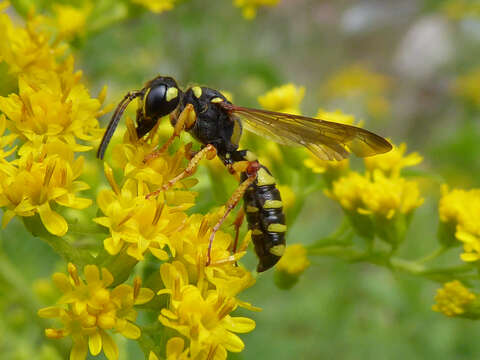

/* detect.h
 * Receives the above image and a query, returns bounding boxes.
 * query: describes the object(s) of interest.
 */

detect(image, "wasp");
[97,76,392,272]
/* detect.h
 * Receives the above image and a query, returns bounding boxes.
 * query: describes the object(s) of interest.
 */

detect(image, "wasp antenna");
[97,90,144,159]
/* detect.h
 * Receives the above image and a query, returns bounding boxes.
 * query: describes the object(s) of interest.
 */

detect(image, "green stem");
[415,246,448,264]
[23,216,95,267]
[308,242,476,283]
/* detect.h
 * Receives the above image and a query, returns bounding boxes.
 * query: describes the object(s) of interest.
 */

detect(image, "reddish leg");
[144,104,196,163]
[231,208,245,253]
[206,161,260,266]
[146,144,217,199]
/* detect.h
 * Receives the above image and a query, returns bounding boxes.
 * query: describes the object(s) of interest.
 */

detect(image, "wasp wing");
[220,103,392,161]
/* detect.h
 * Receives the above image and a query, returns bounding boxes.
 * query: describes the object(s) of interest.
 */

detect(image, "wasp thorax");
[144,77,181,119]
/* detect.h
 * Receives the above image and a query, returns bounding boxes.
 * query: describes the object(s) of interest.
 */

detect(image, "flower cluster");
[325,142,424,245]
[439,185,480,261]
[0,4,107,236]
[90,110,258,358]
[258,83,305,114]
[38,263,154,360]
[432,280,477,318]
[2,5,257,359]
[321,64,391,117]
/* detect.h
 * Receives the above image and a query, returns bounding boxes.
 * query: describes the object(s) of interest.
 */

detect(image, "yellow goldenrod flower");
[432,280,476,317]
[51,3,92,40]
[325,172,370,213]
[364,142,422,177]
[167,213,256,300]
[0,142,91,235]
[38,263,154,360]
[131,0,177,14]
[0,114,17,164]
[111,119,197,190]
[360,171,424,219]
[274,244,310,289]
[327,170,423,244]
[159,285,255,359]
[276,244,310,275]
[0,64,106,151]
[454,67,480,106]
[322,65,391,117]
[234,0,280,19]
[258,83,305,114]
[0,5,63,75]
[439,185,480,261]
[328,171,423,220]
[94,175,191,260]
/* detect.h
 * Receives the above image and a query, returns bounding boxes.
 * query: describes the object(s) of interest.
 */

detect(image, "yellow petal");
[119,321,141,339]
[1,209,16,228]
[101,330,119,360]
[84,264,100,284]
[460,253,480,262]
[37,202,68,236]
[150,247,169,260]
[52,272,72,292]
[101,267,114,286]
[135,288,155,304]
[38,306,61,318]
[149,351,159,360]
[220,331,244,352]
[88,331,102,356]
[224,316,256,333]
[166,337,184,357]
[104,236,124,255]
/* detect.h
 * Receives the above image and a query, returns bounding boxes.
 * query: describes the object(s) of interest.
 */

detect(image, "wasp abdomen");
[241,162,286,272]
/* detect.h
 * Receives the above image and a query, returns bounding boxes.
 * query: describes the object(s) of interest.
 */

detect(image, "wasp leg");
[144,104,197,163]
[205,161,260,266]
[146,144,217,199]
[231,208,245,253]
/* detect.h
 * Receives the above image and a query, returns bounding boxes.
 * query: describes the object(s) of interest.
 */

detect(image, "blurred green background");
[2,0,480,359]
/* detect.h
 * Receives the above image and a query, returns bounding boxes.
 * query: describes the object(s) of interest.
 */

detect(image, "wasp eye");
[144,84,179,119]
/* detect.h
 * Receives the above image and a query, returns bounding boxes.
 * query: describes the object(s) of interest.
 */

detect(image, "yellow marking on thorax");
[267,223,287,232]
[263,200,283,209]
[256,168,276,186]
[210,97,224,103]
[192,86,202,98]
[244,151,257,161]
[269,244,286,256]
[252,229,263,235]
[142,87,151,115]
[166,87,178,102]
[246,205,259,213]
[231,119,242,146]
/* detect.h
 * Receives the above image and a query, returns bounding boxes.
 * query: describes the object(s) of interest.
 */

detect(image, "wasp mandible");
[97,76,392,272]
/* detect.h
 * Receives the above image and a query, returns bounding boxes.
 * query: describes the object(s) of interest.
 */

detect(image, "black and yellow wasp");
[97,76,392,272]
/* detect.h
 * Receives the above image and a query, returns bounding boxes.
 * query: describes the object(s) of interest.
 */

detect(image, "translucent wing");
[220,103,392,161]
